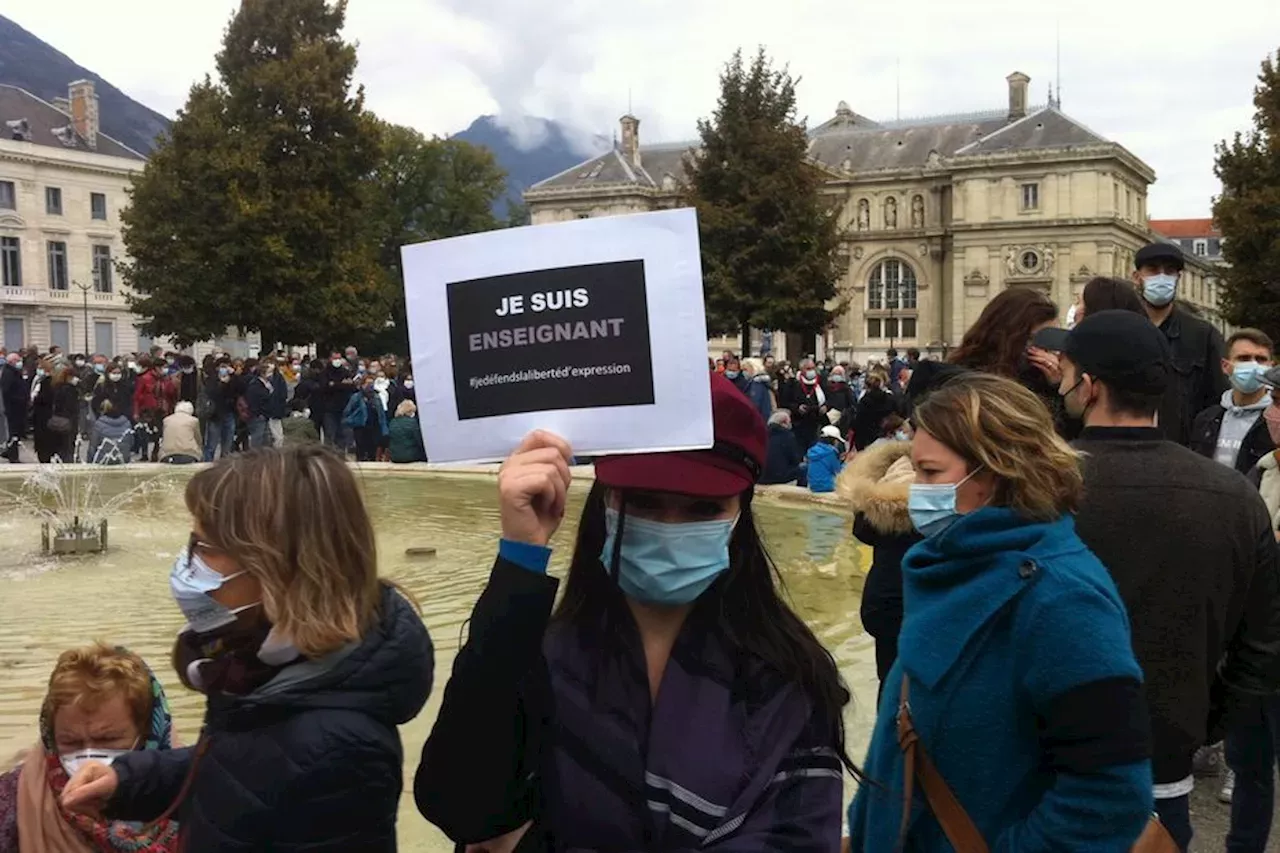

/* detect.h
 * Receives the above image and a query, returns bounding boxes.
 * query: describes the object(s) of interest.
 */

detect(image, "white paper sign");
[401,208,714,464]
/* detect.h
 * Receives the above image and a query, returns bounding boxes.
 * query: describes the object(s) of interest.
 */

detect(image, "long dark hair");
[1081,276,1145,318]
[553,481,861,777]
[948,286,1058,377]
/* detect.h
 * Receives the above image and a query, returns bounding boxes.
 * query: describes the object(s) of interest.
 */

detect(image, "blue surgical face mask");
[724,370,740,379]
[908,467,983,537]
[600,507,735,606]
[753,373,771,384]
[1231,362,1267,394]
[170,547,250,633]
[1142,273,1177,307]
[803,369,818,381]
[894,430,910,442]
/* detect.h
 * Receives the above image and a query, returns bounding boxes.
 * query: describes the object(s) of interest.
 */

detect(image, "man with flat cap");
[1034,311,1280,851]
[1132,241,1229,446]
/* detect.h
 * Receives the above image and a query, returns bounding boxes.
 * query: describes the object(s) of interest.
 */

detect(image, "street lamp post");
[74,279,90,354]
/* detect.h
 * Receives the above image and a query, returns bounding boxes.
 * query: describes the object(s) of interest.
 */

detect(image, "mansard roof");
[528,103,1123,196]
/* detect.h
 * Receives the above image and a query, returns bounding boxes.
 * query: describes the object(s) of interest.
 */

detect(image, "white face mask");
[60,747,130,778]
[403,380,414,389]
[374,378,389,391]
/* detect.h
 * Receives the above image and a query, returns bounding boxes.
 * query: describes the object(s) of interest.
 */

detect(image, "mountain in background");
[0,12,609,212]
[453,115,608,215]
[0,14,170,154]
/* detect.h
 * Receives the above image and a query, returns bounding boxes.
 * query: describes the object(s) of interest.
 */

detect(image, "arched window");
[868,259,917,310]
[866,259,919,343]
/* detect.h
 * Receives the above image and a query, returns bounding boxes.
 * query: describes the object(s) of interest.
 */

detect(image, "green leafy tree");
[357,123,506,354]
[1214,50,1280,339]
[123,0,387,349]
[682,48,844,355]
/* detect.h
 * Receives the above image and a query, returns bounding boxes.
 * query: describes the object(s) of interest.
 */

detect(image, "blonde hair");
[42,643,152,737]
[394,400,417,418]
[185,445,380,657]
[740,357,765,376]
[912,372,1082,520]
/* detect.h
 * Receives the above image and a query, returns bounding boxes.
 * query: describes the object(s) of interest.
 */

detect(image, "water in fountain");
[0,449,175,555]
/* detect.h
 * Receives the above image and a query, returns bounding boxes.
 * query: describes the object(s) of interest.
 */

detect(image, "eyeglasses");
[186,532,220,572]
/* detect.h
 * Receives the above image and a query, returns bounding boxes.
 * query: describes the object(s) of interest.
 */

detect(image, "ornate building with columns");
[525,71,1223,363]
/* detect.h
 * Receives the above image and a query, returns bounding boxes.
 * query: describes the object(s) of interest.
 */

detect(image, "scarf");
[799,375,827,407]
[16,654,180,853]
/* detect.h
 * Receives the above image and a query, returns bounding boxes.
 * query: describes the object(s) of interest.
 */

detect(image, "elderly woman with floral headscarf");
[0,643,179,852]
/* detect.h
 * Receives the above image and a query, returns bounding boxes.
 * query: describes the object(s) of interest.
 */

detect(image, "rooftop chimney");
[68,79,99,150]
[619,114,641,170]
[1006,72,1030,123]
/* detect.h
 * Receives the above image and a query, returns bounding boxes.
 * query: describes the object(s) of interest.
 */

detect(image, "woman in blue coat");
[847,372,1154,851]
[61,446,434,851]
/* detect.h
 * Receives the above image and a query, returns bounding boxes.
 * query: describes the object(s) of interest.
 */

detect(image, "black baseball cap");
[1032,310,1170,395]
[1134,242,1185,271]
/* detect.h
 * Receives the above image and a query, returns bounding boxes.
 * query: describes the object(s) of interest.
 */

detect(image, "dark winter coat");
[838,440,919,683]
[245,373,289,420]
[91,375,131,418]
[761,423,804,485]
[1156,307,1229,447]
[323,364,357,414]
[0,363,27,438]
[850,388,897,451]
[779,378,827,448]
[105,584,433,852]
[201,376,238,420]
[88,414,134,464]
[1190,400,1276,474]
[823,382,856,431]
[416,555,843,852]
[1073,426,1280,786]
[388,416,427,463]
[743,376,773,424]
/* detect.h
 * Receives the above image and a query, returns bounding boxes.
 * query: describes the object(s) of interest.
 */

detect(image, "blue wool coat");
[848,508,1153,852]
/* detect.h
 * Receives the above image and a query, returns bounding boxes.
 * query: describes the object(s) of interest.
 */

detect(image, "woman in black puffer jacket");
[62,446,434,852]
[840,439,918,689]
[842,361,967,691]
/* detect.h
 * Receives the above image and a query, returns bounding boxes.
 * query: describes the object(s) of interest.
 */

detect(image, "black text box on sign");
[447,259,656,420]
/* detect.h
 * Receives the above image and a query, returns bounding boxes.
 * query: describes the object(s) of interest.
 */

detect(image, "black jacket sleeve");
[415,557,559,845]
[1208,510,1280,743]
[1205,325,1230,410]
[106,745,194,822]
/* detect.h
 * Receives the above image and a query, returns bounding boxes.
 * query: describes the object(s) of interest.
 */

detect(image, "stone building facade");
[0,81,259,358]
[524,72,1223,363]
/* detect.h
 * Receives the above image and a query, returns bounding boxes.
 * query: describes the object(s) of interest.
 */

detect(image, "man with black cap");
[1132,241,1228,446]
[1034,310,1280,851]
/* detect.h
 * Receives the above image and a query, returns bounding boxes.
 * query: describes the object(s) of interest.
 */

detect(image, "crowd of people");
[0,345,427,466]
[0,239,1278,852]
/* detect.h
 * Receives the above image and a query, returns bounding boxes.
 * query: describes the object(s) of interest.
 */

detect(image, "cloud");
[8,0,1280,216]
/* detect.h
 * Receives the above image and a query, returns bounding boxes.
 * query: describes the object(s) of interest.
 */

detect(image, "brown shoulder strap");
[897,677,990,853]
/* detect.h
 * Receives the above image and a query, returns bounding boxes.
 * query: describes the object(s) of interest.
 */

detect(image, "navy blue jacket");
[106,584,433,851]
[761,424,804,485]
[245,373,289,420]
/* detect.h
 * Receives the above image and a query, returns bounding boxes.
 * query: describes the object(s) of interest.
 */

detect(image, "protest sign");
[402,208,713,463]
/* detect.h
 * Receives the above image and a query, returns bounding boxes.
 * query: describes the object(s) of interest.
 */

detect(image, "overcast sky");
[7,0,1278,217]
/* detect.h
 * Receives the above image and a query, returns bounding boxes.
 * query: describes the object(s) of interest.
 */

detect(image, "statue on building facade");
[911,195,925,229]
[1041,245,1056,274]
[884,197,898,229]
[857,199,870,230]
[1005,247,1019,275]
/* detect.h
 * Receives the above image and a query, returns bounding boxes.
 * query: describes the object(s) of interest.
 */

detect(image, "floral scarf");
[20,651,180,852]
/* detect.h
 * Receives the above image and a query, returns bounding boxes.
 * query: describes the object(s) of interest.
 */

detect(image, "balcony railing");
[0,286,38,303]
